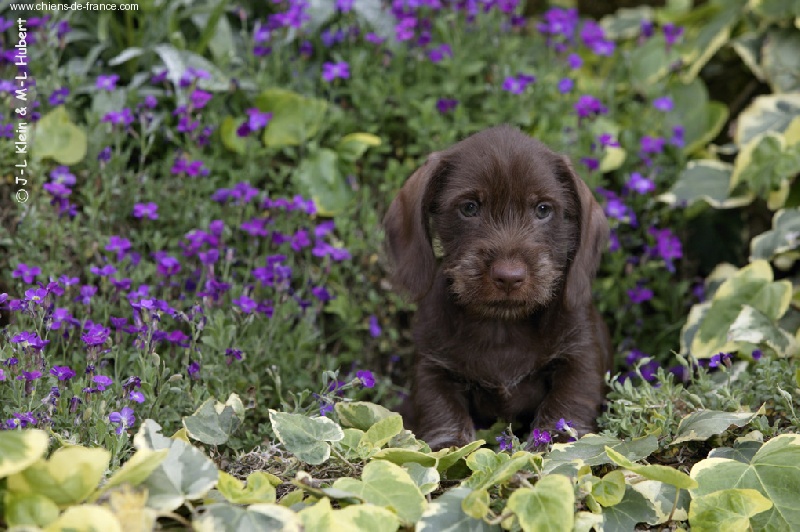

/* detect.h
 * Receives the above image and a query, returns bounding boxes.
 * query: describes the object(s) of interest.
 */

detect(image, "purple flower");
[320,403,334,416]
[106,235,132,260]
[368,315,381,337]
[336,0,353,12]
[537,7,579,39]
[12,263,41,283]
[640,136,666,155]
[18,371,42,381]
[83,323,111,346]
[189,89,212,109]
[567,53,583,69]
[580,20,615,56]
[129,390,145,403]
[96,74,120,91]
[670,125,685,147]
[627,172,655,194]
[751,350,763,361]
[24,287,48,304]
[436,98,459,114]
[428,43,453,63]
[496,433,513,452]
[233,294,257,313]
[49,87,69,105]
[98,146,112,162]
[708,352,732,368]
[628,286,654,304]
[322,61,350,82]
[133,202,158,220]
[356,370,375,388]
[604,195,631,221]
[663,23,684,46]
[312,286,333,301]
[652,96,674,112]
[187,361,201,377]
[502,74,535,95]
[0,369,5,381]
[555,418,574,431]
[156,255,181,277]
[649,227,683,271]
[109,407,135,435]
[557,78,574,93]
[574,95,607,118]
[395,17,417,41]
[51,365,76,381]
[102,108,135,126]
[247,108,271,131]
[530,428,552,446]
[76,284,98,305]
[90,264,117,277]
[581,157,599,171]
[93,375,113,391]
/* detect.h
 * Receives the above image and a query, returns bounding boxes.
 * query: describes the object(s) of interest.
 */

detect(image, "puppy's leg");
[529,356,606,444]
[412,360,475,450]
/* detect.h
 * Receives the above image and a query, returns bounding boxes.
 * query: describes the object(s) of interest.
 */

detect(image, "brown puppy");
[384,125,612,450]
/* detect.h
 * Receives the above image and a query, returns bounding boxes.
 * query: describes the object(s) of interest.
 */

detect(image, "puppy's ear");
[562,157,609,309]
[383,152,444,300]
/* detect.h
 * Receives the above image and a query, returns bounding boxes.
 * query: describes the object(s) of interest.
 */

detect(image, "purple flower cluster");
[42,166,78,218]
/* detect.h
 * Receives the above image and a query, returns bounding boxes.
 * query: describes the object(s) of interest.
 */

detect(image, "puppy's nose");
[491,260,526,293]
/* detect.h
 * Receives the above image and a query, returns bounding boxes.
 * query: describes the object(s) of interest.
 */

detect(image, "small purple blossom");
[129,390,146,403]
[574,95,607,118]
[557,78,574,93]
[133,202,159,220]
[530,428,552,446]
[752,350,763,361]
[436,98,459,114]
[93,375,113,391]
[50,365,76,381]
[189,89,212,109]
[428,43,453,63]
[322,61,350,82]
[496,433,513,452]
[356,370,375,388]
[652,96,674,112]
[12,263,41,283]
[109,407,135,435]
[368,315,381,337]
[628,286,654,304]
[188,361,201,377]
[96,74,120,91]
[628,172,655,194]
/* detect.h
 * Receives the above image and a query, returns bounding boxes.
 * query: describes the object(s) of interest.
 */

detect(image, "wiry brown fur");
[384,125,613,450]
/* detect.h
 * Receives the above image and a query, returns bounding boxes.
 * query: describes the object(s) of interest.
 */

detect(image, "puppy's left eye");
[534,202,553,220]
[460,201,480,218]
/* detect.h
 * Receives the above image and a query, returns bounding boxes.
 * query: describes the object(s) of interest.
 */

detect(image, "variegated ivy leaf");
[506,475,575,532]
[605,447,698,490]
[418,487,500,531]
[751,208,800,268]
[542,434,658,475]
[299,497,399,532]
[0,429,48,478]
[690,434,800,530]
[730,133,800,200]
[762,28,800,93]
[268,410,344,466]
[680,0,744,82]
[728,305,797,357]
[182,394,245,446]
[689,489,773,532]
[672,409,763,445]
[735,93,800,146]
[686,260,792,359]
[631,480,691,524]
[658,160,752,209]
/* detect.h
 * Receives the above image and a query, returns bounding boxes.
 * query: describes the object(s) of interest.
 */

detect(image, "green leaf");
[0,429,48,478]
[506,475,575,532]
[680,0,744,82]
[542,434,658,475]
[336,132,382,162]
[220,116,247,155]
[731,133,800,198]
[332,460,426,525]
[197,502,302,532]
[255,88,328,147]
[659,160,752,208]
[31,107,87,165]
[418,487,500,531]
[269,410,344,465]
[689,489,773,532]
[631,480,691,524]
[293,148,352,216]
[403,463,440,495]
[735,94,800,146]
[7,446,110,507]
[690,434,800,529]
[153,44,229,91]
[217,471,277,504]
[762,28,800,93]
[335,401,396,431]
[432,440,485,473]
[605,447,697,489]
[360,414,404,450]
[602,485,659,530]
[182,394,245,446]
[352,0,396,40]
[752,207,800,266]
[689,260,793,359]
[92,448,168,500]
[673,410,762,445]
[43,504,122,532]
[728,306,797,357]
[751,0,800,20]
[4,492,59,528]
[592,470,626,507]
[708,440,763,464]
[372,448,437,467]
[298,497,400,532]
[629,35,678,89]
[133,420,219,511]
[462,451,530,490]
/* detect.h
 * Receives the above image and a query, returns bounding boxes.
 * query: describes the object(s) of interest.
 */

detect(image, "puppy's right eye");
[459,201,480,218]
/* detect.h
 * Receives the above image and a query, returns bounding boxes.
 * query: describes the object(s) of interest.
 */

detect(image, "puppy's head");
[384,125,608,319]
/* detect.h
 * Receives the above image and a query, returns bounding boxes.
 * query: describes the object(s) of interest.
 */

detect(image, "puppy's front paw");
[421,426,476,451]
